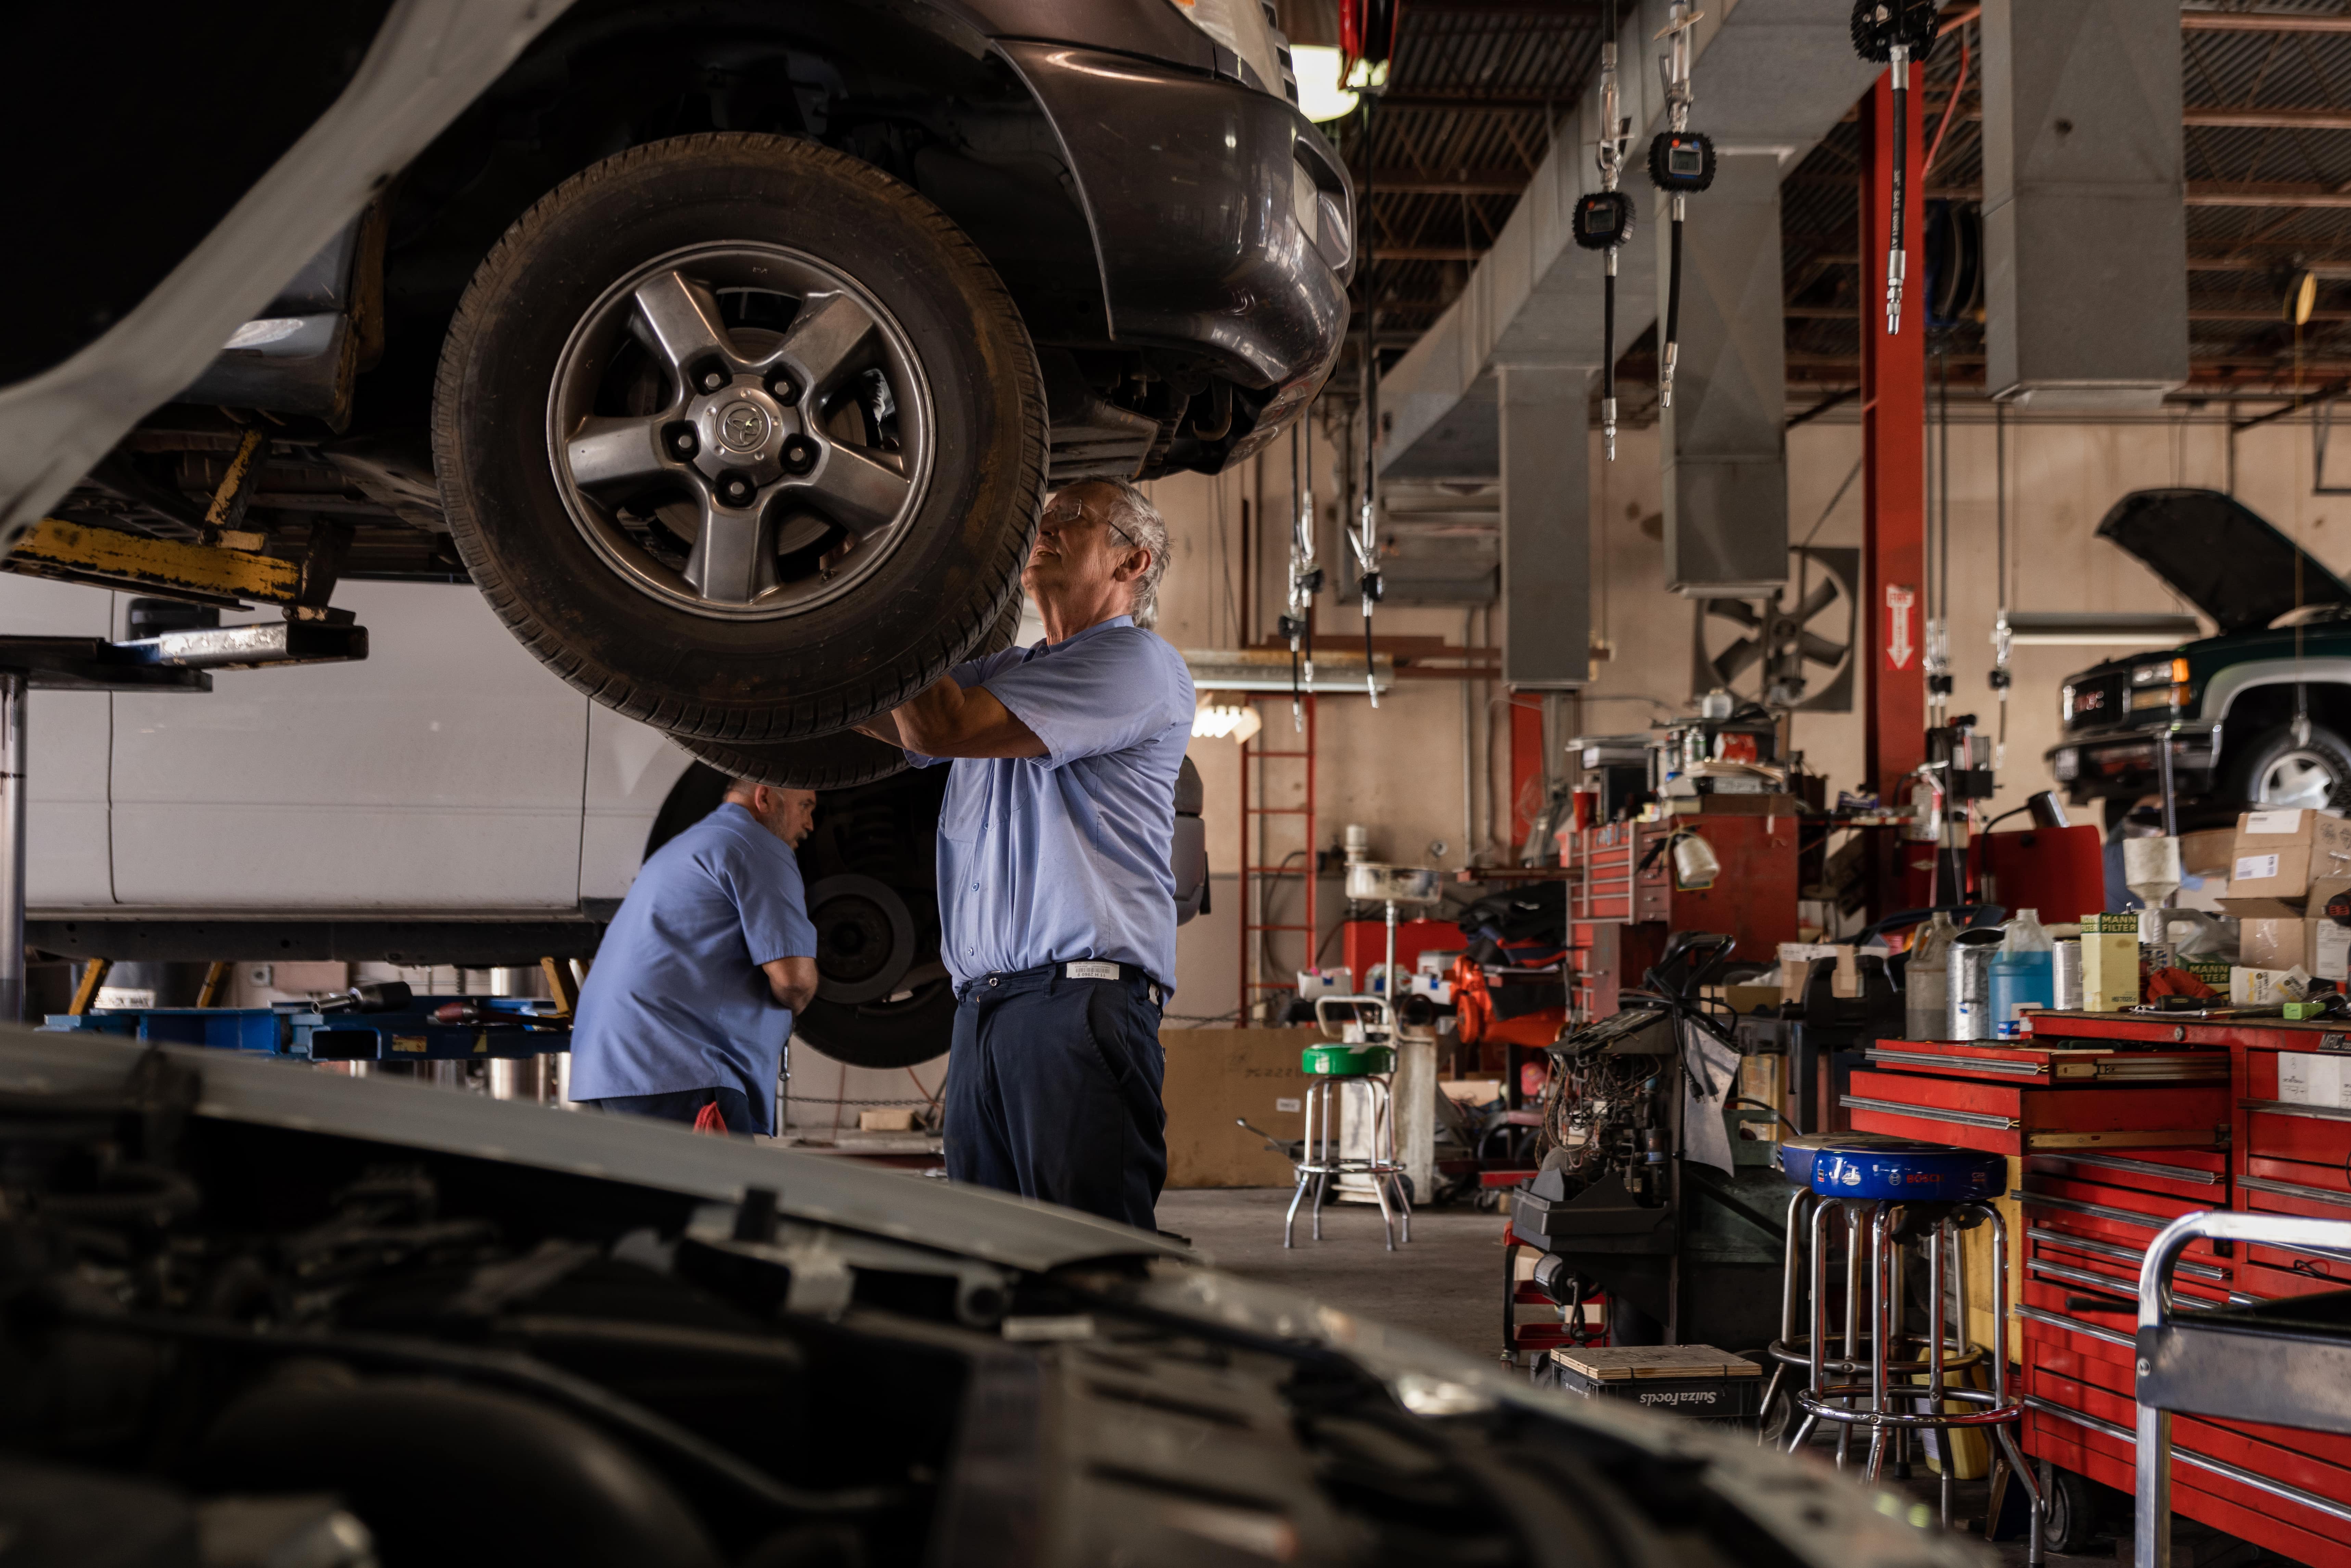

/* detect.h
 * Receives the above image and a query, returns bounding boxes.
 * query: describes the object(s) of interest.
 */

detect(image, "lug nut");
[701,371,724,392]
[769,374,800,406]
[721,476,755,505]
[672,429,697,455]
[781,435,818,474]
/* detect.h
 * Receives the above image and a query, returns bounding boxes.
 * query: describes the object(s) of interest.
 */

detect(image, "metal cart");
[2133,1209,2351,1568]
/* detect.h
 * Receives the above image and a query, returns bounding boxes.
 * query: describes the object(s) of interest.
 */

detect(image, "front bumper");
[1000,41,1353,406]
[2047,725,2217,802]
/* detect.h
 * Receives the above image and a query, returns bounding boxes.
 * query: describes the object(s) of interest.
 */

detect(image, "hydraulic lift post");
[1859,64,1927,919]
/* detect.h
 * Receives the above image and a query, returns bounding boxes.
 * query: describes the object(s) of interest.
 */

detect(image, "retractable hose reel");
[1280,425,1324,731]
[1648,1,1713,410]
[1570,0,1636,460]
[1850,0,1938,335]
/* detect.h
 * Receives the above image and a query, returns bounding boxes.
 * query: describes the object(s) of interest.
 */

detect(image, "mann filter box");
[2079,931,2140,1011]
[2221,808,2351,913]
[2081,912,2142,934]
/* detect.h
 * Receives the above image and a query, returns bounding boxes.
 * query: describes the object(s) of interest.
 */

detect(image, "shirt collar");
[1027,614,1134,659]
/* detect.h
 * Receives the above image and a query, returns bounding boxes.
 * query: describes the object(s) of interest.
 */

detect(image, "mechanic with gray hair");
[856,478,1192,1230]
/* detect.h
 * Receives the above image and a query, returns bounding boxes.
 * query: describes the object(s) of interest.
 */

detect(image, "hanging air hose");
[1851,0,1938,335]
[1648,2,1713,410]
[1280,426,1324,732]
[1571,0,1635,459]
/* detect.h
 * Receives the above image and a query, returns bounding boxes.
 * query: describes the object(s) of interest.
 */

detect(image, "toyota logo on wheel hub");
[718,402,771,453]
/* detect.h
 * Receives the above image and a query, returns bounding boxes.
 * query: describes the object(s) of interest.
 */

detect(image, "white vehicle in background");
[10,573,1203,1068]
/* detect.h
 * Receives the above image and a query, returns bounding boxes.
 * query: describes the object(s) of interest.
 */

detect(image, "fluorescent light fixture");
[1192,700,1264,744]
[1291,44,1358,122]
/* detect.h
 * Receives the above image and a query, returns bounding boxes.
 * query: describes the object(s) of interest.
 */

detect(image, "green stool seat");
[1301,1043,1395,1076]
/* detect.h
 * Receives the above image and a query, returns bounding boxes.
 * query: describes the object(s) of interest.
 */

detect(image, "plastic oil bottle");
[1987,908,2056,1039]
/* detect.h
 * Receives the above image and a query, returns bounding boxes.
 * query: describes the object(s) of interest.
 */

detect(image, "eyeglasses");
[1039,498,1138,551]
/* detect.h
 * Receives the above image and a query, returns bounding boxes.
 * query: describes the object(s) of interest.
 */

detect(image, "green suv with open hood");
[2048,488,2351,827]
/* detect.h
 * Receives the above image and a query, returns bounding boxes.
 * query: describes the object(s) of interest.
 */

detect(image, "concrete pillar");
[1657,154,1789,597]
[1498,363,1592,689]
[1981,0,2187,407]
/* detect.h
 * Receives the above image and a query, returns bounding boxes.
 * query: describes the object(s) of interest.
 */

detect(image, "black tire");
[434,132,1045,743]
[675,592,1025,789]
[2218,722,2351,814]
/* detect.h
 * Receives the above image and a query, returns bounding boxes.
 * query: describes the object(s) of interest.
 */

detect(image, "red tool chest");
[1841,1057,2230,1157]
[1566,815,1798,960]
[1973,1012,2351,1560]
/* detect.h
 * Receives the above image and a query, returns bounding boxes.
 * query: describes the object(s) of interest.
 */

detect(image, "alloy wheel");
[545,243,933,619]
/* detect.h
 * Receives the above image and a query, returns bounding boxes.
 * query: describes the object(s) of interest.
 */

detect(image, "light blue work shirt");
[568,803,818,1134]
[909,615,1193,991]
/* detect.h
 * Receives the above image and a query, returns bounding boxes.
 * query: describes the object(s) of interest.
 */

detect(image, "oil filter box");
[2079,930,2140,1011]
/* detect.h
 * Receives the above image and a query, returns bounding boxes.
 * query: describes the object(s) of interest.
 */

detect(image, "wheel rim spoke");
[686,494,778,604]
[631,270,735,378]
[564,415,673,492]
[800,444,912,531]
[774,291,878,394]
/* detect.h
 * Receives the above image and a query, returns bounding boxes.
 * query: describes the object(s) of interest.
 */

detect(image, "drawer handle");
[1839,1093,2019,1132]
[2239,1172,2351,1210]
[1868,1048,2045,1077]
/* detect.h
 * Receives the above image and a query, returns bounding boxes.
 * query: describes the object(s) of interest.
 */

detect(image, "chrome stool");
[1782,1139,2042,1561]
[1283,1001,1413,1249]
[1762,1136,1992,1461]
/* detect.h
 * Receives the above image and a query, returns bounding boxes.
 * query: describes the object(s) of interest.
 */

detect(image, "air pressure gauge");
[1571,190,1637,252]
[1647,131,1715,194]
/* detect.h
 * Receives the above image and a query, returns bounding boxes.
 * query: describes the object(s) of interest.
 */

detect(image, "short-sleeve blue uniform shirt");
[909,616,1193,991]
[568,802,819,1133]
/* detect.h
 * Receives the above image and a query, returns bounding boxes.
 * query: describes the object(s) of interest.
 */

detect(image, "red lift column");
[1860,64,1925,795]
[1858,66,1927,917]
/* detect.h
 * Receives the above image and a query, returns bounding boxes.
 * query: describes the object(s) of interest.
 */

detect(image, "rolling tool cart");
[2131,1210,2351,1568]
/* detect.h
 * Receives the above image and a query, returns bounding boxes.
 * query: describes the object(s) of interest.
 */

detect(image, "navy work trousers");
[588,1085,758,1134]
[944,964,1167,1231]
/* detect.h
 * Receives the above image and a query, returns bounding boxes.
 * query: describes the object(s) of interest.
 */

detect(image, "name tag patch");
[1065,961,1122,981]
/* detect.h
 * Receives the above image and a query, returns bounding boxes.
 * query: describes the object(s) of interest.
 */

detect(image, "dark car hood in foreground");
[0,1029,1984,1568]
[2097,488,2351,634]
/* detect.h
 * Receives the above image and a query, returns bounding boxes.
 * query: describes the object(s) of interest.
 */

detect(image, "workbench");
[1842,1013,2351,1564]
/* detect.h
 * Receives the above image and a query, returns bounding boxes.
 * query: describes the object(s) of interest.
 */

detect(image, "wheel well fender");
[382,0,1107,388]
[2212,666,2351,765]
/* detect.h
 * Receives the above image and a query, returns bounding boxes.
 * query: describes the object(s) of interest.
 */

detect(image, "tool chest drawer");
[1842,1069,2229,1156]
[2028,1365,2351,1551]
[2024,1147,2228,1203]
[2025,1401,2351,1568]
[2016,1173,2231,1261]
[1867,1040,2227,1087]
[2241,1255,2351,1300]
[2242,1097,2351,1167]
[2024,1229,2238,1310]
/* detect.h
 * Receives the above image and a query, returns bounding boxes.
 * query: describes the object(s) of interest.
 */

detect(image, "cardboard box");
[2242,916,2351,980]
[2179,826,2238,877]
[2219,808,2351,914]
[2082,912,2142,934]
[1160,1027,1317,1187]
[2080,931,2141,1011]
[857,1107,924,1133]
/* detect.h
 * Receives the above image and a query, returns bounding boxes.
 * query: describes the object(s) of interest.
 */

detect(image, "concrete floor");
[1157,1187,2276,1568]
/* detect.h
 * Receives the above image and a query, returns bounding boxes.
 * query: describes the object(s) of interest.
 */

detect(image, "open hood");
[2095,488,2351,634]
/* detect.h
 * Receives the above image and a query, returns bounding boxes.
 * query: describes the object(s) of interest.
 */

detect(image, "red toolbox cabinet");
[1843,1066,2231,1157]
[2027,1364,2351,1564]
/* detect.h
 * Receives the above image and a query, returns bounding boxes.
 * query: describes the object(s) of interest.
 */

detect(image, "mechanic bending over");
[568,780,820,1135]
[857,479,1193,1230]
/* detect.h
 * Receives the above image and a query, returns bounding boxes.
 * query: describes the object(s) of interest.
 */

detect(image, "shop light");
[1291,44,1359,122]
[1193,699,1263,744]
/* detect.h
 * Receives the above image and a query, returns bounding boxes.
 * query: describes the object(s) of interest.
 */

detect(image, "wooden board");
[1550,1344,1762,1382]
